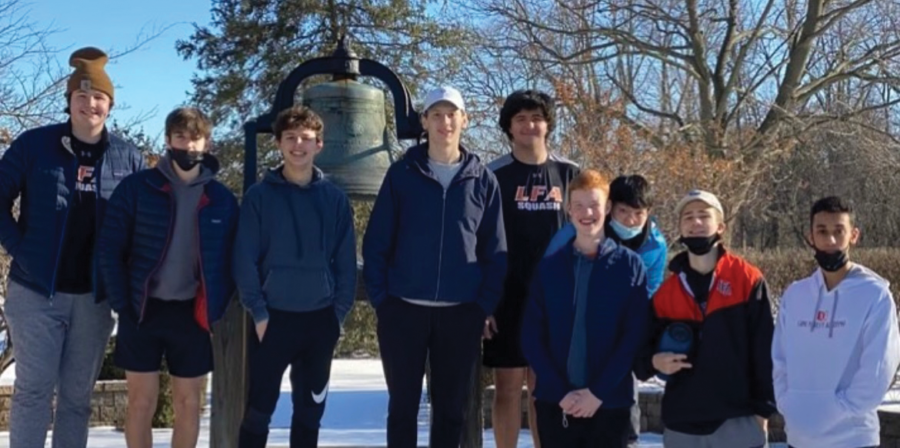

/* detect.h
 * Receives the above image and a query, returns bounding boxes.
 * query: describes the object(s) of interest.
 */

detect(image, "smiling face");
[509,108,548,150]
[277,127,322,170]
[69,89,110,131]
[422,103,467,146]
[568,188,611,239]
[679,200,725,239]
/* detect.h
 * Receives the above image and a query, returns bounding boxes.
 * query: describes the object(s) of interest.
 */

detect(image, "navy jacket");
[522,237,649,407]
[97,157,238,330]
[233,167,357,325]
[362,144,507,314]
[0,123,145,298]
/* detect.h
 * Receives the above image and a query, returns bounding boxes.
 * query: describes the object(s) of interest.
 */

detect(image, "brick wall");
[0,380,128,430]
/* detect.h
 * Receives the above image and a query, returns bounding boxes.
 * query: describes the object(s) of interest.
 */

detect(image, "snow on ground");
[0,359,885,447]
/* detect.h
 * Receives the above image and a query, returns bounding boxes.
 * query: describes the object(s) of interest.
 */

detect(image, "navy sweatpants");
[376,296,485,448]
[239,306,340,448]
[536,400,631,448]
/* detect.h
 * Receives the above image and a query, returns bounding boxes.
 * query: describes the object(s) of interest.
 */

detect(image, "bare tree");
[472,0,899,149]
[460,0,900,221]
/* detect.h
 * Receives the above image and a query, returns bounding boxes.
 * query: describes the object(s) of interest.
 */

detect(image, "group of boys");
[0,46,897,448]
[0,47,354,448]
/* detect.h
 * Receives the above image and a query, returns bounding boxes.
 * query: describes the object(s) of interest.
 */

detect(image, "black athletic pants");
[376,296,485,448]
[238,306,340,448]
[535,399,631,448]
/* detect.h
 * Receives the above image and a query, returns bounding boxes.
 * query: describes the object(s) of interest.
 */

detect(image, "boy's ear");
[716,221,726,235]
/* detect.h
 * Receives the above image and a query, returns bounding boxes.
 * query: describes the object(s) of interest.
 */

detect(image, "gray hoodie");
[149,152,217,301]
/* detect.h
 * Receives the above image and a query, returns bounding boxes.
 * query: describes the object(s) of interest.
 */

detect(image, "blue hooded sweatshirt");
[233,166,357,325]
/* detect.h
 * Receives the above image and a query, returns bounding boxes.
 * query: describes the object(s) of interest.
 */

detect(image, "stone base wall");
[0,380,128,430]
[483,387,900,445]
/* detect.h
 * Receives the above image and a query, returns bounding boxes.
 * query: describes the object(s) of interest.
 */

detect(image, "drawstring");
[313,187,327,259]
[810,285,825,334]
[562,413,568,428]
[811,280,839,338]
[829,290,839,339]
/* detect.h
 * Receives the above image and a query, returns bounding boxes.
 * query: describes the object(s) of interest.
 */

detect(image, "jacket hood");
[403,143,485,180]
[264,165,325,187]
[813,262,889,293]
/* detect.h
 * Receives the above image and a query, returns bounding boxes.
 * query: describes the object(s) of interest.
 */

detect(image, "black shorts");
[483,294,528,368]
[114,298,213,378]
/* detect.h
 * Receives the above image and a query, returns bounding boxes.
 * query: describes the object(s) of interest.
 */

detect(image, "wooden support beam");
[210,298,249,448]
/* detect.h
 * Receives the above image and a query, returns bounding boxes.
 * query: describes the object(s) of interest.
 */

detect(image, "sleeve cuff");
[752,400,777,419]
[250,307,269,324]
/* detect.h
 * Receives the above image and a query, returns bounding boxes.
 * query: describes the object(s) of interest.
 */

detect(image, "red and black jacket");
[634,247,776,432]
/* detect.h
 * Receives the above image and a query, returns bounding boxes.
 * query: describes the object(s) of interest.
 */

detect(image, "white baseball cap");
[423,86,466,113]
[675,189,724,218]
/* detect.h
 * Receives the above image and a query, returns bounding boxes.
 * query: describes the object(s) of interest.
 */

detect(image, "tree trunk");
[460,357,483,448]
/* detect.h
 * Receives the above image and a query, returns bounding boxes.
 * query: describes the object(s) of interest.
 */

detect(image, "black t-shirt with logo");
[55,131,105,294]
[488,153,579,312]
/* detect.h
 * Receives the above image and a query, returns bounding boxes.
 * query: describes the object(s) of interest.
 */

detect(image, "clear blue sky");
[29,0,212,143]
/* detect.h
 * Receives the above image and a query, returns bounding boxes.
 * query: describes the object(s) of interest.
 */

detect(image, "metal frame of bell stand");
[241,36,423,192]
[214,36,499,448]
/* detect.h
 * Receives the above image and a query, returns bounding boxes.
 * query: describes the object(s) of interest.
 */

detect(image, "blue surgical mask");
[609,219,643,240]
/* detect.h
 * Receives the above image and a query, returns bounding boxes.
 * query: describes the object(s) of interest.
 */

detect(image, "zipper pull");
[562,413,569,428]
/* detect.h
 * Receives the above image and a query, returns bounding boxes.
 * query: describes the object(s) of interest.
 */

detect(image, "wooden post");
[460,353,484,448]
[210,298,249,448]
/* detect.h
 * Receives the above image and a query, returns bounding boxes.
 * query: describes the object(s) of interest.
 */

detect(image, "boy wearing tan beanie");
[0,46,145,448]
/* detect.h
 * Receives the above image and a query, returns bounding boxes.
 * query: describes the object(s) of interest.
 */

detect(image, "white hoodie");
[773,264,900,448]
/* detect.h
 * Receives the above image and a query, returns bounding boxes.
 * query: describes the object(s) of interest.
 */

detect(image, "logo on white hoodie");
[796,309,846,330]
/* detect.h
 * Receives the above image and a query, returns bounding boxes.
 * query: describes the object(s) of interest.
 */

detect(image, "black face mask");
[679,234,720,256]
[168,148,204,171]
[812,247,849,272]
